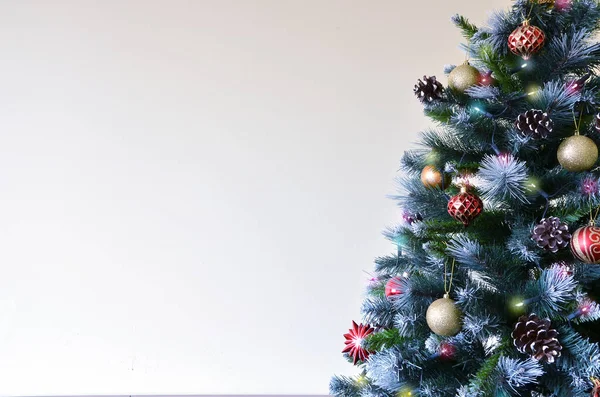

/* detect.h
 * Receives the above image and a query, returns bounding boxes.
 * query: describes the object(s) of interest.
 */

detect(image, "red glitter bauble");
[342,321,374,365]
[385,276,404,298]
[508,21,545,60]
[448,188,483,227]
[570,225,600,264]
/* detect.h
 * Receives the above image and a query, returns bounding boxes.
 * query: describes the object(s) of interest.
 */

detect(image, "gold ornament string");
[524,2,534,22]
[572,107,584,135]
[590,204,600,225]
[525,0,541,21]
[444,258,457,295]
[571,107,583,135]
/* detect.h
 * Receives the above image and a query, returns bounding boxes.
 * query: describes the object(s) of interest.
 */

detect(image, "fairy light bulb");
[355,374,368,386]
[567,299,595,320]
[581,176,599,196]
[439,342,457,360]
[509,63,528,74]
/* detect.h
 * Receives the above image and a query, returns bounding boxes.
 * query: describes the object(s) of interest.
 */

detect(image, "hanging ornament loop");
[589,205,600,226]
[573,107,585,136]
[444,258,457,298]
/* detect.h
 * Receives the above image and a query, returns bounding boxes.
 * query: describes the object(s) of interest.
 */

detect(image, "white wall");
[0,0,508,395]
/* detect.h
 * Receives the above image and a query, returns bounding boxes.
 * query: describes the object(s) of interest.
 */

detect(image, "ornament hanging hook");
[444,258,456,295]
[572,107,584,135]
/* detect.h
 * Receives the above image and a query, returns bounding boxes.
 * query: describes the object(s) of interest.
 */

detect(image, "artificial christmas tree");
[331,1,600,396]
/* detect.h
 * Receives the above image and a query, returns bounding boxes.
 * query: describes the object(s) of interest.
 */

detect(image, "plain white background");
[0,0,508,394]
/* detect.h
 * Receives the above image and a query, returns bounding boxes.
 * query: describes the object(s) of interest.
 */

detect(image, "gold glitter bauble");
[426,295,463,336]
[448,62,480,93]
[420,165,451,189]
[557,135,598,172]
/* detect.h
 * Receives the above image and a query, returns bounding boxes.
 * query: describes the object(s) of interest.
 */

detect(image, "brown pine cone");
[515,109,553,139]
[512,313,562,363]
[531,217,571,253]
[414,76,444,103]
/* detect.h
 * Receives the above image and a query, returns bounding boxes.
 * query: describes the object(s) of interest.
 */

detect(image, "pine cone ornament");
[531,217,571,253]
[511,313,562,363]
[414,76,444,103]
[515,109,553,139]
[595,113,600,132]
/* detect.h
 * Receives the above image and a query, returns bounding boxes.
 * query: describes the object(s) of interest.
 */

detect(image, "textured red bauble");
[448,187,483,227]
[385,276,404,298]
[508,21,545,60]
[570,225,600,264]
[342,321,374,365]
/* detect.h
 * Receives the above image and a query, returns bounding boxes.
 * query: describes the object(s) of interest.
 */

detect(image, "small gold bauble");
[426,295,463,336]
[448,62,480,94]
[421,165,451,190]
[557,135,598,172]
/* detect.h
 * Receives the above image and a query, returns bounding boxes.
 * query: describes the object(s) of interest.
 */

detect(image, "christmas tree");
[330,1,600,396]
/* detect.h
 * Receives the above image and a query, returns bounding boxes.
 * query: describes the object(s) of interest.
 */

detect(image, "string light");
[509,296,527,314]
[439,342,457,360]
[473,106,494,119]
[550,262,574,279]
[396,386,415,397]
[581,176,599,196]
[509,62,529,74]
[567,298,598,321]
[355,374,368,386]
[514,296,542,308]
[525,176,542,195]
[566,73,591,95]
[525,83,543,98]
[568,304,592,320]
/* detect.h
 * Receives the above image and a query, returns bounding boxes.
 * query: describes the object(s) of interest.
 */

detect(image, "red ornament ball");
[385,276,404,298]
[570,225,600,264]
[448,187,483,227]
[342,321,374,365]
[508,21,545,60]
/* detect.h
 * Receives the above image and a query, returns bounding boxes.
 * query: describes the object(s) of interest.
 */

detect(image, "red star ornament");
[342,321,374,365]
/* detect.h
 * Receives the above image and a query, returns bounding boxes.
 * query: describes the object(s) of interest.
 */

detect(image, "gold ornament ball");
[421,165,451,190]
[557,135,598,172]
[426,295,463,336]
[448,62,480,93]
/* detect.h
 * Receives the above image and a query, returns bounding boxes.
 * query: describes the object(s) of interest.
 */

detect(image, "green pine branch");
[468,353,501,395]
[453,14,479,40]
[364,328,404,351]
[424,104,455,123]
